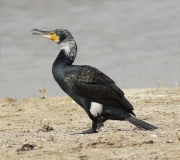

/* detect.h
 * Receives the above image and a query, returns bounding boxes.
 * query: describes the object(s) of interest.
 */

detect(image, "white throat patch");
[90,102,103,117]
[59,41,77,61]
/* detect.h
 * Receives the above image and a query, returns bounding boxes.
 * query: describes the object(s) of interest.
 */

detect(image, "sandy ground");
[0,88,180,160]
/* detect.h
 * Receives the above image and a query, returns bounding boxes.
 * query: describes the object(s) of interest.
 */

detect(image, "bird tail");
[125,116,157,130]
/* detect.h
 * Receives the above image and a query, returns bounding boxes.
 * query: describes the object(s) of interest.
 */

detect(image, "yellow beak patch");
[41,32,59,43]
[49,33,57,41]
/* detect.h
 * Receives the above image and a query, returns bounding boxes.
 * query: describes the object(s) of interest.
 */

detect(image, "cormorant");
[32,29,157,133]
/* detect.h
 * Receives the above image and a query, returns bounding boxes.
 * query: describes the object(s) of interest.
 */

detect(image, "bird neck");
[54,50,74,66]
[55,40,77,66]
[52,40,77,81]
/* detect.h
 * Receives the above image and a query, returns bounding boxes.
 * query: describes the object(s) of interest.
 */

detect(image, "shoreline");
[0,88,180,159]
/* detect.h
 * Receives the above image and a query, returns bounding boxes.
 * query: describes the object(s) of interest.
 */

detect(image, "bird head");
[31,29,74,44]
[32,29,77,63]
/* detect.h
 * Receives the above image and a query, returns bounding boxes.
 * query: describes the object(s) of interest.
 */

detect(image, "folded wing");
[64,65,134,115]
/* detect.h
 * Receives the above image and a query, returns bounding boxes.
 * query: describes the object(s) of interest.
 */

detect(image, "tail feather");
[125,116,157,130]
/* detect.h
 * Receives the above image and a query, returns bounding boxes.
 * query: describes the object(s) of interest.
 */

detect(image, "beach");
[0,88,180,160]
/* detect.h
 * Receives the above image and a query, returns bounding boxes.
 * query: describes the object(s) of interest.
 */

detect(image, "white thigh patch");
[90,102,103,117]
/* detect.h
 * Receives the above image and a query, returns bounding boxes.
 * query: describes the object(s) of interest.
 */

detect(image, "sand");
[0,88,180,160]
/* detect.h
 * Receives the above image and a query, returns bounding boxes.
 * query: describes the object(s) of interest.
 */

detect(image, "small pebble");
[166,140,173,143]
[42,125,54,132]
[143,140,154,144]
[150,134,157,138]
[47,135,54,142]
[16,143,37,153]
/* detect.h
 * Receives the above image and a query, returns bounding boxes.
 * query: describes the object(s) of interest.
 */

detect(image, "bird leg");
[82,119,104,134]
[92,120,98,133]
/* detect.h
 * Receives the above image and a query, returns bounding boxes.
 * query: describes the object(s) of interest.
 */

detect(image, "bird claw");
[82,128,98,134]
[81,122,104,134]
[97,122,104,130]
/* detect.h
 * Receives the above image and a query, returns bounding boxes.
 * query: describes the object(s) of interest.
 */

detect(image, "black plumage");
[32,29,157,133]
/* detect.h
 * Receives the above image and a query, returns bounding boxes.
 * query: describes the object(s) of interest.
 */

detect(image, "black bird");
[32,29,157,133]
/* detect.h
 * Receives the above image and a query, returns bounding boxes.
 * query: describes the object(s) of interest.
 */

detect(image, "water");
[0,1,179,100]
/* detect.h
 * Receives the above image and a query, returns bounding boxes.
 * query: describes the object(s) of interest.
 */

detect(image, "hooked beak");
[31,29,59,43]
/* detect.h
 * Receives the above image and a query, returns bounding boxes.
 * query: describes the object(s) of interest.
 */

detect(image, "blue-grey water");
[0,1,180,100]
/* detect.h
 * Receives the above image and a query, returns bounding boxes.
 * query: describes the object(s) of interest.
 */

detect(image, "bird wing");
[64,65,134,112]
